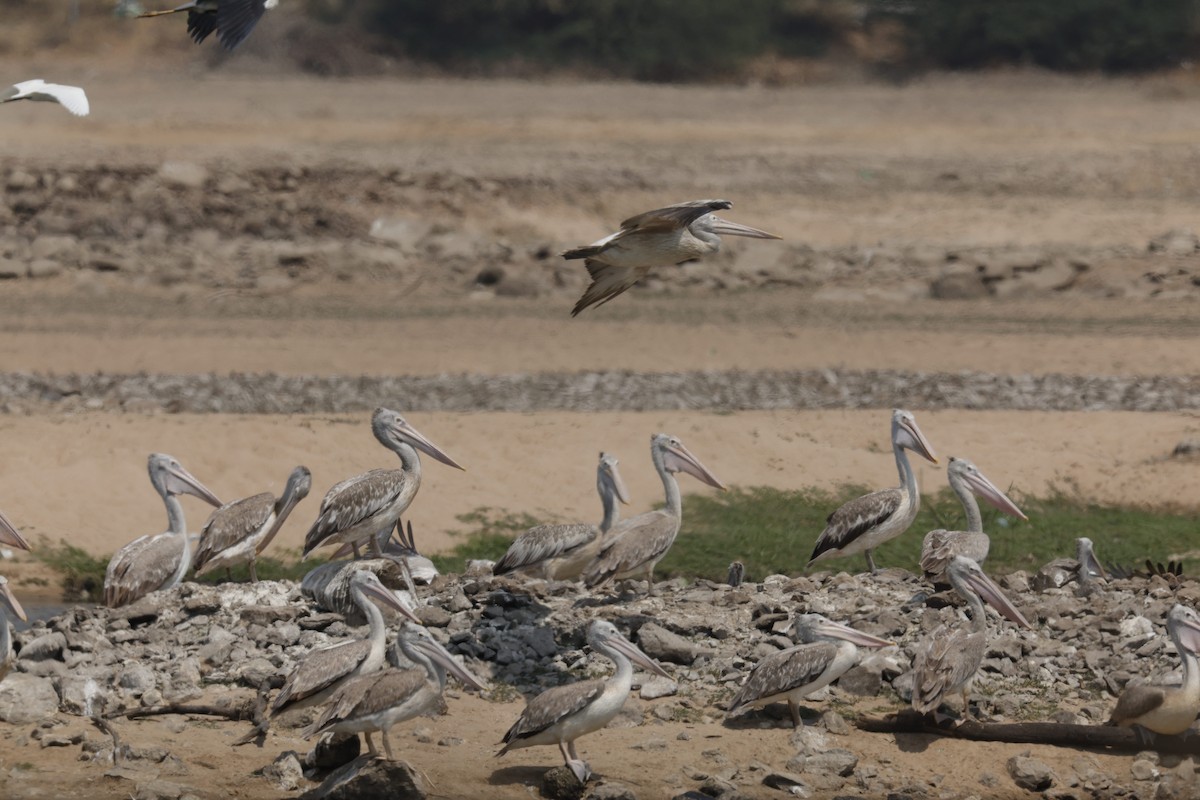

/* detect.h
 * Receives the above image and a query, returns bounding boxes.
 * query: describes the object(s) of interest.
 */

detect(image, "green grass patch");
[430,507,543,574]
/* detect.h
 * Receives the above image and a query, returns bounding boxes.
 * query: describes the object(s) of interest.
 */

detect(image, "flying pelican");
[302,408,463,560]
[329,520,439,584]
[137,0,277,50]
[271,570,421,716]
[808,409,938,574]
[1108,604,1200,742]
[0,576,27,681]
[565,199,780,316]
[303,623,488,760]
[583,434,725,589]
[104,454,222,608]
[493,452,631,580]
[1,80,89,117]
[498,619,672,783]
[910,556,1032,719]
[920,457,1027,583]
[727,613,892,728]
[193,466,312,582]
[0,509,31,551]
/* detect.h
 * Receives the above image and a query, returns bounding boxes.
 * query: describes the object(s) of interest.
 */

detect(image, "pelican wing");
[104,533,185,608]
[187,9,218,44]
[194,492,275,571]
[728,641,839,713]
[271,639,372,713]
[911,626,984,713]
[920,530,989,580]
[619,199,733,233]
[809,488,902,563]
[582,510,675,587]
[571,260,649,317]
[499,679,605,750]
[304,469,409,553]
[306,668,430,736]
[1108,684,1167,725]
[493,523,599,575]
[217,0,267,50]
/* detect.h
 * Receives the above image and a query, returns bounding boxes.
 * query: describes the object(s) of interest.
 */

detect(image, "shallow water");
[14,599,74,632]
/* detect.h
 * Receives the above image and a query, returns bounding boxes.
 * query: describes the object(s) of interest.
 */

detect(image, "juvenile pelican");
[303,623,488,760]
[493,452,631,580]
[329,520,439,584]
[137,0,277,50]
[104,454,222,608]
[583,434,725,588]
[920,457,1027,583]
[910,556,1032,719]
[727,614,892,728]
[1074,537,1107,590]
[271,570,421,716]
[0,576,27,681]
[1,80,89,117]
[0,509,31,551]
[498,620,671,783]
[565,199,780,316]
[193,466,312,583]
[809,409,938,574]
[1108,604,1200,741]
[302,408,463,560]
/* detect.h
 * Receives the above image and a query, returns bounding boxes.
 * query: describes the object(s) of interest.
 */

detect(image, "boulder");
[0,673,60,723]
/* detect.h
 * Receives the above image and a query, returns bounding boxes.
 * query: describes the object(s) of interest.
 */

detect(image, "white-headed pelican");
[1108,604,1200,741]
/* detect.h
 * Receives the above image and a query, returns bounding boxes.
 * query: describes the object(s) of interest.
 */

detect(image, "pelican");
[0,576,27,681]
[271,570,421,716]
[1108,604,1200,741]
[303,623,488,760]
[808,409,938,574]
[727,613,893,728]
[193,466,312,583]
[1,80,89,117]
[910,556,1032,719]
[493,452,631,580]
[583,434,725,588]
[1074,537,1107,590]
[920,457,1027,583]
[329,520,439,584]
[137,0,277,50]
[565,199,780,316]
[302,408,463,560]
[498,619,671,783]
[104,454,222,608]
[0,509,31,551]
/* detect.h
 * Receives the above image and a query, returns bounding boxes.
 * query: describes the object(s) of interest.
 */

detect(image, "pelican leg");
[563,741,590,783]
[865,549,878,574]
[1134,725,1157,749]
[364,731,379,758]
[368,534,384,558]
[381,729,395,761]
[225,567,233,582]
[351,541,361,559]
[249,560,259,583]
[788,699,803,729]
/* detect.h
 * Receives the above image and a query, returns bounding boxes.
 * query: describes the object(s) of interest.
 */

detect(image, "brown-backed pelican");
[1075,537,1107,590]
[498,619,671,783]
[193,466,312,583]
[303,623,488,760]
[1,80,89,116]
[137,0,277,50]
[920,457,1027,583]
[0,576,27,681]
[329,520,439,584]
[1108,604,1200,741]
[583,434,725,588]
[910,556,1031,719]
[493,452,630,580]
[104,454,222,608]
[565,199,780,316]
[0,509,31,551]
[302,408,463,560]
[271,571,420,716]
[727,613,893,728]
[809,409,938,574]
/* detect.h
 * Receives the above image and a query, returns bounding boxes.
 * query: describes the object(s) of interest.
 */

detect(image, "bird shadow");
[893,732,935,754]
[487,764,553,786]
[722,704,818,730]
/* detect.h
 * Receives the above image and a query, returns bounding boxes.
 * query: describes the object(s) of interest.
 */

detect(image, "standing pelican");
[920,457,1027,582]
[302,408,463,560]
[1108,604,1200,741]
[910,556,1032,719]
[583,434,725,588]
[727,614,893,728]
[493,452,631,580]
[0,576,27,681]
[137,0,277,50]
[565,199,780,316]
[271,571,420,716]
[498,620,671,783]
[1,80,89,116]
[303,623,488,760]
[104,454,222,608]
[0,509,30,551]
[809,409,939,574]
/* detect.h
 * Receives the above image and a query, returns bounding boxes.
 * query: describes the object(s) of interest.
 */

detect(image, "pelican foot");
[1133,725,1158,748]
[567,758,591,785]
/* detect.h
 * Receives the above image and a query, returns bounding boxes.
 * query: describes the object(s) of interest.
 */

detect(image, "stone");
[299,755,426,800]
[637,623,714,665]
[0,258,23,279]
[1007,754,1055,792]
[588,782,638,800]
[262,751,305,791]
[1131,759,1159,781]
[821,710,850,735]
[541,765,586,800]
[0,673,60,723]
[930,272,989,300]
[639,677,679,700]
[836,663,882,696]
[305,732,361,770]
[27,258,63,278]
[119,663,158,696]
[159,161,209,189]
[804,749,857,778]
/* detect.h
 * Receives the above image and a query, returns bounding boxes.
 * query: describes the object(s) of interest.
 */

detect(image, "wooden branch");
[856,710,1200,755]
[90,715,122,765]
[233,673,286,747]
[105,702,255,722]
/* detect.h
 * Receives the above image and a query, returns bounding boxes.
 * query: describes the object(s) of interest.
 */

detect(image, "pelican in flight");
[498,619,671,783]
[303,623,488,760]
[329,520,439,584]
[0,576,27,681]
[493,452,630,580]
[104,454,222,608]
[1108,604,1200,742]
[302,408,463,560]
[0,510,30,552]
[137,0,277,50]
[809,409,938,574]
[271,570,420,717]
[193,466,312,582]
[727,613,892,728]
[920,457,1027,583]
[1,80,89,117]
[565,199,780,316]
[583,434,725,589]
[910,556,1031,719]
